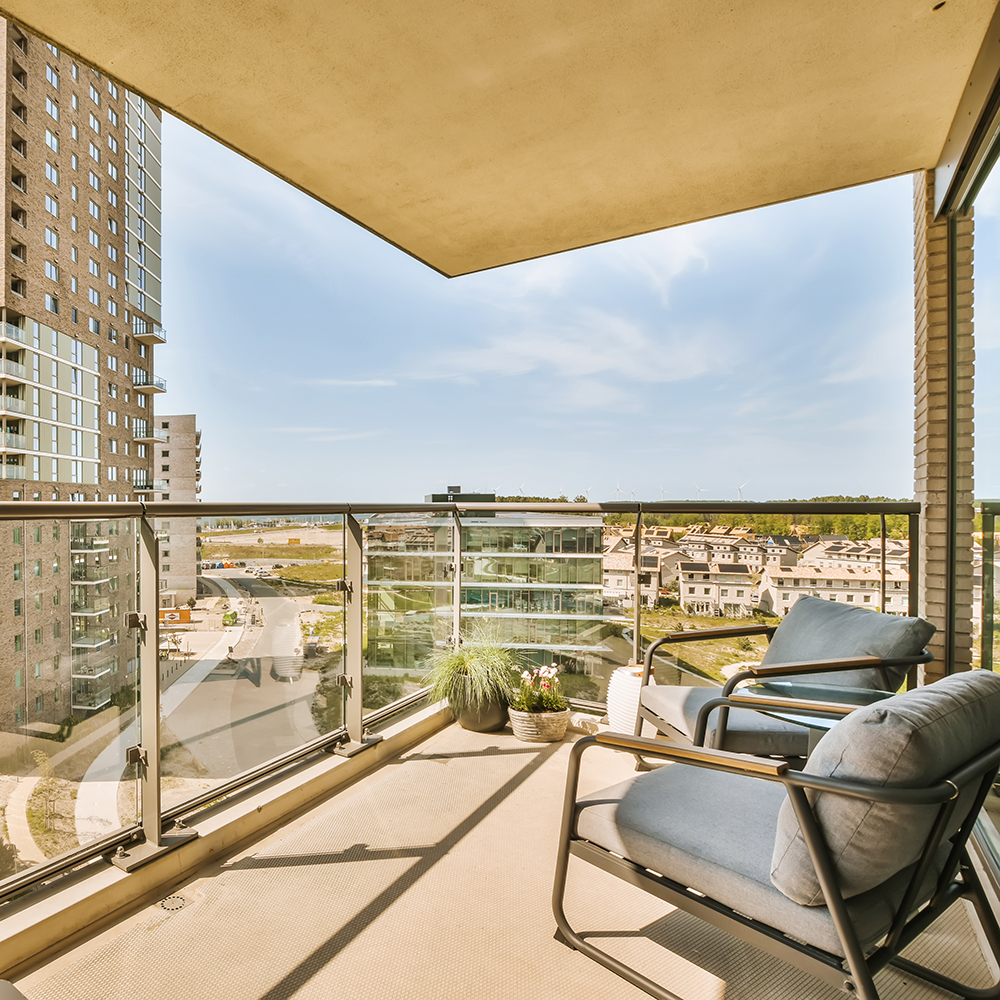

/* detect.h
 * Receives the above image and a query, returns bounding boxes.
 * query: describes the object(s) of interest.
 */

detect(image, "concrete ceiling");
[4,1,997,276]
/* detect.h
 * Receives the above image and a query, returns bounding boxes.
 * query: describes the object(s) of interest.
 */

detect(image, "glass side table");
[727,681,896,755]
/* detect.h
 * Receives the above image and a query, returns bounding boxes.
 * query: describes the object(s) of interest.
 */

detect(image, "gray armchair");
[555,669,1000,1000]
[637,595,935,756]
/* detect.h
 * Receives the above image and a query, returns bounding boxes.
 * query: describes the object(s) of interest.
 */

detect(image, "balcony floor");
[14,723,997,1000]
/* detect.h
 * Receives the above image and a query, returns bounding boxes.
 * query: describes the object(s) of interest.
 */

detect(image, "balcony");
[132,370,166,393]
[70,652,115,678]
[1,323,26,346]
[3,464,26,479]
[132,321,167,345]
[133,478,169,491]
[3,431,26,450]
[70,595,111,615]
[0,395,26,415]
[133,422,168,443]
[2,358,27,382]
[70,625,112,649]
[70,563,112,584]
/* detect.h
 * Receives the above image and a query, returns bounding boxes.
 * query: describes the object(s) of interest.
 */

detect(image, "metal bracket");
[333,733,383,758]
[125,612,147,632]
[334,578,353,595]
[125,744,148,767]
[335,673,353,690]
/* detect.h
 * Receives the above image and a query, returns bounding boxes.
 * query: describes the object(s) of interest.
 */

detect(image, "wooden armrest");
[748,655,882,677]
[654,624,772,644]
[727,691,859,716]
[594,731,788,776]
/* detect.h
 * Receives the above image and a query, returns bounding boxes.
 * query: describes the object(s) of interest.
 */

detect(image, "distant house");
[603,542,680,607]
[758,563,910,616]
[678,561,756,617]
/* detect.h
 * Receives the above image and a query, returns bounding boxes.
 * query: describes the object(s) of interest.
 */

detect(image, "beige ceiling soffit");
[936,1,1000,215]
[2,2,995,276]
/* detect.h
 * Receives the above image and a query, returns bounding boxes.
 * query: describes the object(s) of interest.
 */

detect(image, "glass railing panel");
[160,513,347,814]
[0,517,139,888]
[975,502,1000,865]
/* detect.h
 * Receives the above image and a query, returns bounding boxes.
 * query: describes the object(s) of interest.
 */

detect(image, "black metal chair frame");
[635,624,933,749]
[553,732,1000,1000]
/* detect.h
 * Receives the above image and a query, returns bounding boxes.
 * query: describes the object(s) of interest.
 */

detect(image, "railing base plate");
[109,830,199,872]
[332,735,384,758]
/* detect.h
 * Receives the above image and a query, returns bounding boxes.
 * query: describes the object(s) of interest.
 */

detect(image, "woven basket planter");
[508,708,571,743]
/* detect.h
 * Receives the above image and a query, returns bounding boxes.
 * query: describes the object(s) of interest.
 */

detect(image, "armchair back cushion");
[760,595,935,691]
[771,669,1000,905]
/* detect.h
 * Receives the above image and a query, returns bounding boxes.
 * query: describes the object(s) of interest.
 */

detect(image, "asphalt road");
[162,572,321,778]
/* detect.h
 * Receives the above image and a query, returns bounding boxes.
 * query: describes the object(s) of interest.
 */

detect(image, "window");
[45,162,59,185]
[108,410,117,426]
[45,195,58,218]
[46,42,59,56]
[864,595,872,603]
[107,245,118,262]
[108,383,117,398]
[108,135,118,154]
[45,133,58,154]
[108,107,118,127]
[88,199,100,219]
[45,260,58,281]
[71,183,79,201]
[89,112,100,133]
[71,124,78,140]
[782,592,790,601]
[737,590,744,597]
[161,465,169,472]
[108,80,118,100]
[89,170,100,191]
[108,190,118,208]
[89,258,100,277]
[89,83,100,104]
[108,218,118,235]
[45,227,58,249]
[10,277,25,296]
[14,637,21,654]
[89,229,100,248]
[71,93,79,110]
[33,559,41,577]
[89,141,100,163]
[847,594,855,602]
[45,97,59,121]
[108,272,118,289]
[703,588,710,595]
[71,215,78,231]
[44,294,58,315]
[89,287,99,306]
[107,465,117,480]
[107,355,117,371]
[107,299,118,317]
[34,628,42,645]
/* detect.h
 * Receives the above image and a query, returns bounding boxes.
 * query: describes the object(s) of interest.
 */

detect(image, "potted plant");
[508,665,571,742]
[424,626,515,732]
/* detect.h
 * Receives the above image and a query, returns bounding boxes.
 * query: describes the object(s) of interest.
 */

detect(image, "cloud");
[298,378,397,387]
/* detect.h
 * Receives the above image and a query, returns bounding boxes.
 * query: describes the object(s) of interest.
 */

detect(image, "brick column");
[913,171,975,679]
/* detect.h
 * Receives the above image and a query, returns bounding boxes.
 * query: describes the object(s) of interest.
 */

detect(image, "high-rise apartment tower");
[1,19,164,501]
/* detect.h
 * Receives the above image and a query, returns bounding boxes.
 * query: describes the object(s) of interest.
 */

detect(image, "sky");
[156,115,1000,505]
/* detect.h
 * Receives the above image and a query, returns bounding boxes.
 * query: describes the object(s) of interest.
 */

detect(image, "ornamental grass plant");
[509,665,569,713]
[424,623,517,714]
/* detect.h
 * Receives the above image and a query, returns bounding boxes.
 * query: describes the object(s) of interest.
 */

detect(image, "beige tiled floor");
[14,725,997,1000]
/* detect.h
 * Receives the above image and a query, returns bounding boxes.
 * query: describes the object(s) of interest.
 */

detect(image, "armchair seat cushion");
[575,763,944,958]
[640,684,809,757]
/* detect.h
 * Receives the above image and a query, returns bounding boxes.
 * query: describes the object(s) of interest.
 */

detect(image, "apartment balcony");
[70,595,111,615]
[133,422,168,443]
[133,478,169,491]
[70,652,115,678]
[70,564,112,584]
[0,395,27,415]
[3,431,26,450]
[132,371,166,393]
[69,679,112,711]
[70,625,112,649]
[0,323,26,346]
[133,321,166,345]
[70,527,111,552]
[3,464,26,479]
[2,358,27,382]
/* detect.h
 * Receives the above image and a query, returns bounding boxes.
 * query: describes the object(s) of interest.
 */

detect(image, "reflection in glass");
[0,518,138,885]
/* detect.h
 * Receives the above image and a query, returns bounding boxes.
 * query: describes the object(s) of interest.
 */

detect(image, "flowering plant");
[509,665,569,713]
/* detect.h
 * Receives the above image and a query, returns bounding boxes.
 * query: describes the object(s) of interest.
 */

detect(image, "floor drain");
[158,895,188,911]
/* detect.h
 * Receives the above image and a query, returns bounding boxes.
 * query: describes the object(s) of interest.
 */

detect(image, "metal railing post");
[453,511,462,645]
[344,514,364,746]
[632,511,643,664]
[984,506,995,674]
[879,514,887,612]
[138,516,162,847]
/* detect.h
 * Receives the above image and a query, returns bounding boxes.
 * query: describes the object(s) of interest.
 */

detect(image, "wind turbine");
[583,486,593,501]
[518,482,526,497]
[736,482,749,501]
[614,483,624,500]
[658,487,667,501]
[695,483,708,500]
